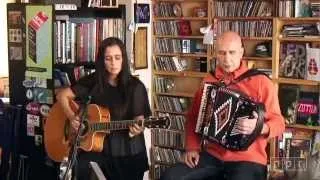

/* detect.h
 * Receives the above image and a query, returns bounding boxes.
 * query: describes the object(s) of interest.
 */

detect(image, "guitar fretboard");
[89,120,144,132]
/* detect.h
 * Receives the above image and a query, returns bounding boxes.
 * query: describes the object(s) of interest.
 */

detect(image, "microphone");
[62,95,91,180]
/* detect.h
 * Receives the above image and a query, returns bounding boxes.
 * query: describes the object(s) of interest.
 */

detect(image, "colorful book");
[178,20,192,36]
[278,85,300,125]
[279,43,307,79]
[306,44,320,81]
[296,91,319,126]
[284,138,311,158]
[294,0,312,17]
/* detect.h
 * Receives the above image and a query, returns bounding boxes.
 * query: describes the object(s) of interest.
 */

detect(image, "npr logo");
[270,157,308,171]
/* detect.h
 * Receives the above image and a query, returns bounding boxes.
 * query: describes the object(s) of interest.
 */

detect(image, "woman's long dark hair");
[95,37,131,93]
[95,37,132,117]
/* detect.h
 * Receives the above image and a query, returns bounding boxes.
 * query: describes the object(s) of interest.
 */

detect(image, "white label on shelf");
[55,4,77,11]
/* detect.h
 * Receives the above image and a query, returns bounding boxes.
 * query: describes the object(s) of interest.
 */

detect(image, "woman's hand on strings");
[69,115,80,132]
[129,115,145,138]
[129,123,145,138]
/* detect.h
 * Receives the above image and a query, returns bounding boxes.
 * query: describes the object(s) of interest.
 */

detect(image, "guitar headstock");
[145,115,171,129]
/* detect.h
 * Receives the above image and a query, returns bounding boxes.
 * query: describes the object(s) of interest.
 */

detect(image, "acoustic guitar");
[44,99,170,162]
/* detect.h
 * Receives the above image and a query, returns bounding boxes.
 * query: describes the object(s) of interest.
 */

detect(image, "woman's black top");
[71,73,151,157]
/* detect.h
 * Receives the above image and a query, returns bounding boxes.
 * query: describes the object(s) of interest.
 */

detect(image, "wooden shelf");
[244,56,272,61]
[215,17,273,20]
[54,62,95,68]
[154,70,207,78]
[154,0,207,2]
[154,35,204,39]
[154,53,208,57]
[55,6,125,17]
[155,92,195,98]
[278,17,320,21]
[286,124,320,131]
[215,54,271,60]
[279,37,320,42]
[275,78,319,86]
[154,17,208,21]
[241,37,273,41]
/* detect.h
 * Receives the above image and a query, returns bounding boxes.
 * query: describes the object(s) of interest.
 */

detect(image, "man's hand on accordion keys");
[234,111,259,135]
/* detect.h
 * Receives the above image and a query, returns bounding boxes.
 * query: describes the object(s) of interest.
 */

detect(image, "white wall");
[119,0,152,97]
[118,1,152,179]
[0,0,15,77]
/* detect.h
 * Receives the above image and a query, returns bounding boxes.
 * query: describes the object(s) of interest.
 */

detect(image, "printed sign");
[8,29,22,43]
[25,5,52,79]
[23,76,47,88]
[40,104,50,117]
[26,89,33,100]
[26,102,40,114]
[35,134,43,146]
[27,125,35,136]
[23,79,37,88]
[33,88,53,104]
[27,114,40,127]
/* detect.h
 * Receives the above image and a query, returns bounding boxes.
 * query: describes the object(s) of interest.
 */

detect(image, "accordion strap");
[248,103,265,146]
[210,68,270,86]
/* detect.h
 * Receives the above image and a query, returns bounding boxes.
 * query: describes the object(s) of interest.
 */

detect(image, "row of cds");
[156,95,188,113]
[151,129,185,149]
[213,1,273,17]
[216,20,272,37]
[151,146,183,165]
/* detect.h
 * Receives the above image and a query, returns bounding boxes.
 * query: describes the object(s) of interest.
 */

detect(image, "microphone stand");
[62,96,91,180]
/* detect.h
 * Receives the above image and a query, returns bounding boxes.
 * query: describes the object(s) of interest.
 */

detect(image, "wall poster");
[25,5,52,79]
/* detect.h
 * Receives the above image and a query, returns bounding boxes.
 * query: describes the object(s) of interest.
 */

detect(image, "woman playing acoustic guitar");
[56,37,151,180]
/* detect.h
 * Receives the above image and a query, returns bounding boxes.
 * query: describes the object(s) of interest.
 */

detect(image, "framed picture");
[100,0,118,8]
[134,27,148,69]
[134,3,150,23]
[8,11,22,26]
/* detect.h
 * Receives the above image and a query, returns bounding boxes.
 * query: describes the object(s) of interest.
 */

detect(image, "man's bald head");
[216,31,243,49]
[215,31,244,73]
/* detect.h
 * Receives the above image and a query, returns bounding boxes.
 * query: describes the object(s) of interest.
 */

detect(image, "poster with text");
[25,5,52,79]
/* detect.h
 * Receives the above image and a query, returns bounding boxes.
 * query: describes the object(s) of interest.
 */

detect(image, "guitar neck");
[89,119,147,132]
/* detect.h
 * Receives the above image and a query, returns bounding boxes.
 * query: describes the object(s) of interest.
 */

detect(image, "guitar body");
[44,100,110,162]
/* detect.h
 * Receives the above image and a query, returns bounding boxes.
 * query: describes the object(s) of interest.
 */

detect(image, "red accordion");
[195,83,265,151]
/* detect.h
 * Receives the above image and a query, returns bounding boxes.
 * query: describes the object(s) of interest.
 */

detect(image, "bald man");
[161,31,285,180]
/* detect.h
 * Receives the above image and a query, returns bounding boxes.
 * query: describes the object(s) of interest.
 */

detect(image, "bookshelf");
[53,6,125,87]
[151,0,320,179]
[273,14,320,177]
[151,0,211,179]
[6,2,126,179]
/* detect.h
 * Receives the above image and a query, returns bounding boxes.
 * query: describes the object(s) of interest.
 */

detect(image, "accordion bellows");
[196,83,265,151]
